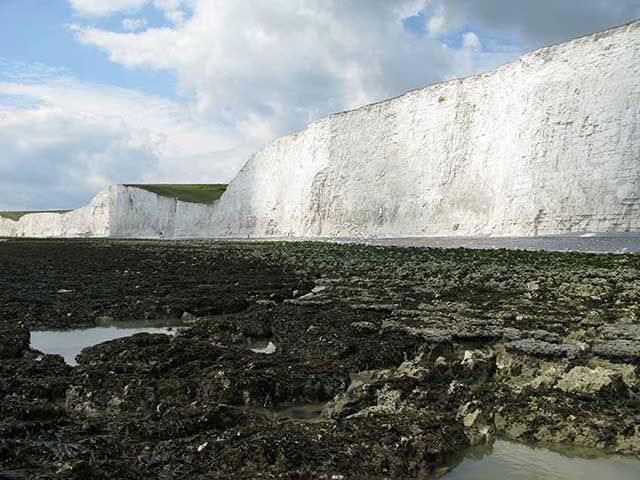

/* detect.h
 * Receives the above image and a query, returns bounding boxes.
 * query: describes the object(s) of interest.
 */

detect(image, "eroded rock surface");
[1,239,639,478]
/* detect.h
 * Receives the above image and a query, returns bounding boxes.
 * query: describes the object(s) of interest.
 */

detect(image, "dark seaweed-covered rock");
[0,325,29,359]
[504,339,582,358]
[593,340,640,362]
[1,239,639,477]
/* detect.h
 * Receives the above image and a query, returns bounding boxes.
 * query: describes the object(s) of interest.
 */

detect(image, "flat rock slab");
[593,340,640,362]
[505,339,582,358]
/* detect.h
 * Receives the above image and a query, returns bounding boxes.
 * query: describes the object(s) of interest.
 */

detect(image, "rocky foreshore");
[1,239,639,479]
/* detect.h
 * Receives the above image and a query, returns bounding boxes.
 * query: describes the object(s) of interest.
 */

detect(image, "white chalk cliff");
[1,20,639,239]
[212,20,640,238]
[0,185,220,238]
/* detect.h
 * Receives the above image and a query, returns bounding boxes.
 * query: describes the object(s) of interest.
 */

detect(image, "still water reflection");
[31,319,183,365]
[442,440,640,480]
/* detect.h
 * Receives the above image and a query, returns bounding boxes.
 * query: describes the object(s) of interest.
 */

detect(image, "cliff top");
[296,18,640,130]
[0,210,71,221]
[124,184,228,204]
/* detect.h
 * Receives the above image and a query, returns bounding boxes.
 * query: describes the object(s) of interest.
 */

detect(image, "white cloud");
[69,0,150,17]
[152,0,191,24]
[122,18,148,31]
[164,9,185,25]
[462,32,481,51]
[427,14,446,37]
[153,0,187,10]
[72,0,487,144]
[0,76,249,210]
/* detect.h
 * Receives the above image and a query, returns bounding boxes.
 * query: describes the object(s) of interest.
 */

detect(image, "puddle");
[348,371,379,391]
[250,402,328,423]
[246,338,277,354]
[440,440,640,479]
[31,319,185,366]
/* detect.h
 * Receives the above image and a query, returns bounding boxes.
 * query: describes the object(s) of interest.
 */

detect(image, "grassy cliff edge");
[0,210,71,222]
[125,184,228,204]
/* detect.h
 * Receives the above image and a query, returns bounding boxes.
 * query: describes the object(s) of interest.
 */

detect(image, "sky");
[1,0,639,211]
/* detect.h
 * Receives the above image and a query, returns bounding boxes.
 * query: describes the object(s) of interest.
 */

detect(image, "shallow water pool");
[442,440,640,479]
[31,319,184,365]
[248,339,277,354]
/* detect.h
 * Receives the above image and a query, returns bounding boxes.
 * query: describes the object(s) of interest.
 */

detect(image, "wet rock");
[255,299,277,306]
[452,327,502,342]
[593,340,640,362]
[505,339,582,358]
[396,353,430,379]
[600,324,640,341]
[555,366,626,398]
[0,325,29,359]
[381,321,453,345]
[350,321,378,333]
[181,311,198,322]
[580,310,608,327]
[0,471,21,480]
[3,239,640,478]
[604,362,638,390]
[527,366,563,390]
[457,401,495,446]
[493,407,508,432]
[351,385,403,418]
[460,349,496,380]
[325,383,372,420]
[616,425,640,455]
[526,330,562,343]
[57,459,109,479]
[497,327,524,341]
[505,421,530,439]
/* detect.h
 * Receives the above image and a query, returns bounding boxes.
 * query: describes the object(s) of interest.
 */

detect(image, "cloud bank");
[0,76,246,210]
[3,0,640,210]
[73,0,473,141]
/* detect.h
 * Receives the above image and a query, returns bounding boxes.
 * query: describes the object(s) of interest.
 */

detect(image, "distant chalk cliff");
[0,185,220,238]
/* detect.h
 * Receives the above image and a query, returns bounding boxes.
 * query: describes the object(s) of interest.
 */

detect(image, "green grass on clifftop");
[0,210,71,221]
[126,184,228,204]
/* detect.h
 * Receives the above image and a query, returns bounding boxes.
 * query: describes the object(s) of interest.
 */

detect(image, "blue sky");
[0,0,176,97]
[0,0,639,210]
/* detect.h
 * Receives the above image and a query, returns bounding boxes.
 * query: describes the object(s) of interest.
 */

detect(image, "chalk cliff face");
[108,186,219,238]
[1,21,639,239]
[211,20,640,238]
[0,186,220,238]
[0,189,111,238]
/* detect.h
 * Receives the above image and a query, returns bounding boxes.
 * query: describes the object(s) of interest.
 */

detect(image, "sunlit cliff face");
[210,21,640,239]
